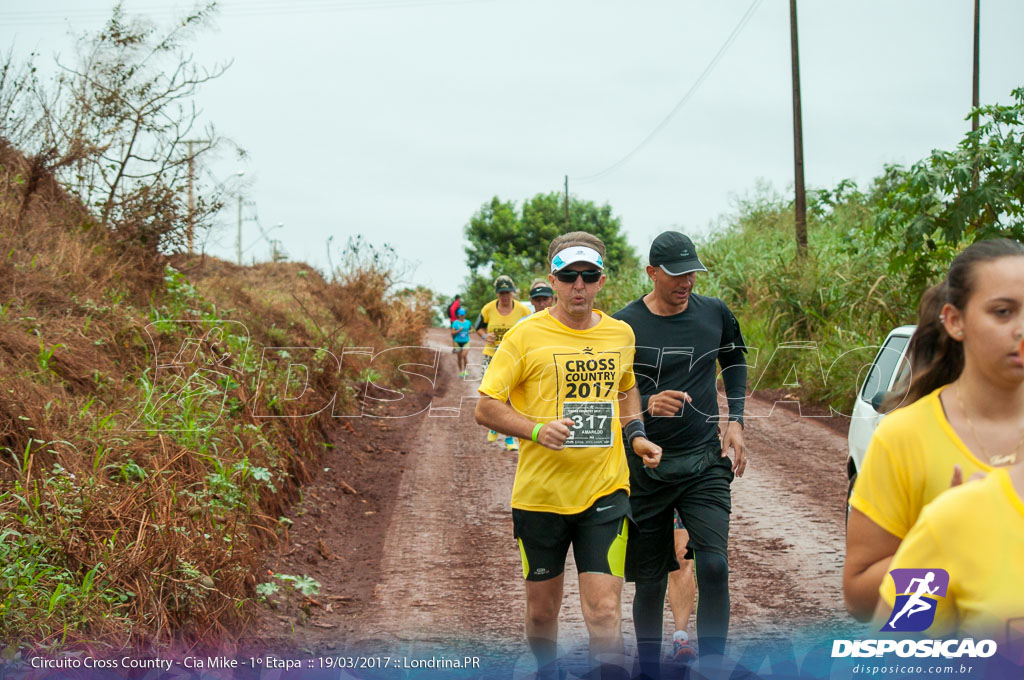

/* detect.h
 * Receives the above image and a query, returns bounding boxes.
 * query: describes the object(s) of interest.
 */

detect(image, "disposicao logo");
[831,567,998,659]
[882,568,949,632]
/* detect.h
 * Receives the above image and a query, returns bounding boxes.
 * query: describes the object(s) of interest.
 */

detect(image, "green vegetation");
[461,192,640,314]
[697,182,917,412]
[875,87,1024,289]
[699,87,1023,413]
[0,114,431,652]
[452,87,1023,416]
[1,17,432,647]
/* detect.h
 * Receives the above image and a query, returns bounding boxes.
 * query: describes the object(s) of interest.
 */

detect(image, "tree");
[2,2,233,253]
[461,192,639,314]
[874,87,1024,291]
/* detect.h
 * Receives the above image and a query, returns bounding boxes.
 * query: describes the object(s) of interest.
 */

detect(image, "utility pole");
[237,195,243,265]
[564,175,570,230]
[326,235,336,282]
[183,139,210,255]
[234,197,254,266]
[789,0,808,257]
[187,140,196,254]
[972,0,980,133]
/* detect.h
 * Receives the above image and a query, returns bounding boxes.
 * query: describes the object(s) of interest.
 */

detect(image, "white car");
[846,325,916,501]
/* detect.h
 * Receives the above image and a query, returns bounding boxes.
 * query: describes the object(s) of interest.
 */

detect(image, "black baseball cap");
[494,275,516,293]
[649,231,707,276]
[529,284,553,299]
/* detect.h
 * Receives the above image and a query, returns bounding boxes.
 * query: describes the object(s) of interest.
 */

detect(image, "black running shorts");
[624,440,733,583]
[512,490,630,581]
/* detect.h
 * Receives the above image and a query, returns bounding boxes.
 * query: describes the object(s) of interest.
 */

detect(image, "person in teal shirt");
[451,308,472,378]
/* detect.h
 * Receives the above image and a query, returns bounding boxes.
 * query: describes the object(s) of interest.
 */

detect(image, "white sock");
[673,630,689,642]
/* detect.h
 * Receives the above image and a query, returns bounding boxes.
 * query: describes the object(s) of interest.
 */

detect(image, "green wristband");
[531,422,543,443]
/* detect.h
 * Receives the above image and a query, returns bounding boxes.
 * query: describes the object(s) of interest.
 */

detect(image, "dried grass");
[0,138,431,652]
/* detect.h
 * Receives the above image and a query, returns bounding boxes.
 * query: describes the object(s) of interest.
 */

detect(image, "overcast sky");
[4,1,1023,295]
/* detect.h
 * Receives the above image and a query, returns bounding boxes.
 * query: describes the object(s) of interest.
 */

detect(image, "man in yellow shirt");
[475,275,532,450]
[476,231,663,679]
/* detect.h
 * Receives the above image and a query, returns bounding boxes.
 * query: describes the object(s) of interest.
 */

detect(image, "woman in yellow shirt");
[843,238,1024,620]
[876,461,1024,642]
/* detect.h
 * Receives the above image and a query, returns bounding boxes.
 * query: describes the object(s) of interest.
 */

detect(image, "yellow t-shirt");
[478,309,636,514]
[479,299,532,357]
[850,386,993,539]
[879,468,1024,641]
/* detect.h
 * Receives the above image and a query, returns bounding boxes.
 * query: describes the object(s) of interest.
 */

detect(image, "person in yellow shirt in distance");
[474,275,531,450]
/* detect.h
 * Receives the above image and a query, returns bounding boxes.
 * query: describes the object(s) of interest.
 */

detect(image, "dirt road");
[255,328,857,662]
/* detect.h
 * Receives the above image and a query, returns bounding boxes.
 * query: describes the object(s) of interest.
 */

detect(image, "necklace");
[955,383,1024,466]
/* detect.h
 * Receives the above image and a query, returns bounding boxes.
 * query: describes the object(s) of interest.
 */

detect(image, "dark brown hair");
[884,238,1024,410]
[547,231,606,268]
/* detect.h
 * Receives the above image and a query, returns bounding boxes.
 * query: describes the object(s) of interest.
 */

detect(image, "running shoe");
[487,430,499,442]
[672,638,697,663]
[505,437,518,451]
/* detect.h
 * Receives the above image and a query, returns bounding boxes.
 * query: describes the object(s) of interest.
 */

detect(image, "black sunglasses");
[554,269,603,284]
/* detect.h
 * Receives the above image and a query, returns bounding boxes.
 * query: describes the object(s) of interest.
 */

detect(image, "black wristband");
[623,419,647,445]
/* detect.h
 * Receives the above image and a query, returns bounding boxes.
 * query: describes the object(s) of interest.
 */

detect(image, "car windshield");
[860,334,910,403]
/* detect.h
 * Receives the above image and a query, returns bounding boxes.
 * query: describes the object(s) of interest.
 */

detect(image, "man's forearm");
[619,386,643,424]
[475,396,536,440]
[720,350,748,425]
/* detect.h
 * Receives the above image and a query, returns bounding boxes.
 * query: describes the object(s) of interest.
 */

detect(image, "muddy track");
[254,328,857,659]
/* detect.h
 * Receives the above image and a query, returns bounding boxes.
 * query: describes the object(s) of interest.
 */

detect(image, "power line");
[0,0,503,27]
[572,0,764,184]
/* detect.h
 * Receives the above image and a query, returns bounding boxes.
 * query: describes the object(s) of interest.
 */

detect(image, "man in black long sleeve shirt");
[612,231,748,676]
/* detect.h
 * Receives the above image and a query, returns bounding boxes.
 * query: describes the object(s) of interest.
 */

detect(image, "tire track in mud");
[728,397,852,642]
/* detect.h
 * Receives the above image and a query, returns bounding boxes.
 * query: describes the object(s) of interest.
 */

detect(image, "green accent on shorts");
[512,489,631,581]
[607,518,628,578]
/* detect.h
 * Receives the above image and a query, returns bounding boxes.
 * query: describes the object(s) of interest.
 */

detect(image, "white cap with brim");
[550,246,604,273]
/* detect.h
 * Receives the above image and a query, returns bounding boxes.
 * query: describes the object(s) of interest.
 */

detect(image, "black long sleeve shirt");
[613,294,747,453]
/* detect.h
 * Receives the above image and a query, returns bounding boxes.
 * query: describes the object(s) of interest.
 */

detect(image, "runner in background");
[476,231,663,680]
[447,294,462,326]
[612,230,748,675]
[450,307,472,378]
[844,238,1024,620]
[667,510,697,663]
[528,278,554,313]
[475,275,531,450]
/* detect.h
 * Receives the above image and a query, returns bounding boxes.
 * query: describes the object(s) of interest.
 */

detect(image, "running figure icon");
[887,571,939,628]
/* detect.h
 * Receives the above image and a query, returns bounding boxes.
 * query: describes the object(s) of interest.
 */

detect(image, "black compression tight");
[632,550,730,677]
[691,549,729,658]
[632,577,668,679]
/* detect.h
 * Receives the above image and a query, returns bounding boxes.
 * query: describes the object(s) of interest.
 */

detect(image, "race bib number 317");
[562,402,614,448]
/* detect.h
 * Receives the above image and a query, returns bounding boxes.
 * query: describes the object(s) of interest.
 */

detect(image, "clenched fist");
[537,418,575,450]
[632,437,662,468]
